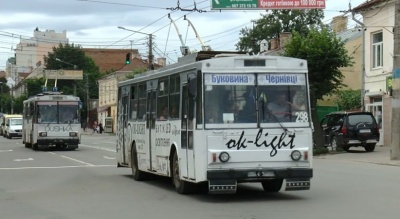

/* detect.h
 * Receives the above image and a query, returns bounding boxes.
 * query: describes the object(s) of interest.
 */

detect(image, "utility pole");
[10,85,13,114]
[391,0,400,160]
[117,26,154,70]
[148,34,154,70]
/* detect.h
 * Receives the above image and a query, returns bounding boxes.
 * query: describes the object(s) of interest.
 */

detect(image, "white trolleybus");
[22,92,81,150]
[116,51,313,194]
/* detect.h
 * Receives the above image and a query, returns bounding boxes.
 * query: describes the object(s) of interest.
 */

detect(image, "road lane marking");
[0,165,115,170]
[80,144,116,152]
[14,158,34,161]
[48,152,94,166]
[103,156,115,160]
[0,149,13,152]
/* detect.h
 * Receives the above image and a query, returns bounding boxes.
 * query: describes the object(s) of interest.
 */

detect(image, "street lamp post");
[117,26,154,70]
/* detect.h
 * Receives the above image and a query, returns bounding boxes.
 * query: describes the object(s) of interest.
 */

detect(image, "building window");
[372,32,383,68]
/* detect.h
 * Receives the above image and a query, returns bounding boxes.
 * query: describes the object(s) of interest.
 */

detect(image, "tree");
[125,68,147,80]
[284,28,353,148]
[236,9,325,53]
[0,77,10,113]
[25,78,46,98]
[44,43,101,121]
[336,89,361,110]
[12,94,27,114]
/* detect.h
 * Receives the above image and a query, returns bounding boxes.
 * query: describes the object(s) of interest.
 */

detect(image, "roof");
[82,48,141,73]
[352,0,387,13]
[336,28,362,42]
[327,111,373,115]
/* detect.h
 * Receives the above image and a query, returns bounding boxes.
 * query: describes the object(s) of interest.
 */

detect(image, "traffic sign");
[211,0,326,10]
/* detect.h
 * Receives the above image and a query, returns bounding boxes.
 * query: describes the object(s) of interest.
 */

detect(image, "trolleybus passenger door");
[146,89,157,171]
[181,82,196,179]
[116,88,129,165]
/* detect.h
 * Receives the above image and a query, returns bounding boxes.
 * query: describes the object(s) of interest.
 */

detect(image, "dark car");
[320,111,380,152]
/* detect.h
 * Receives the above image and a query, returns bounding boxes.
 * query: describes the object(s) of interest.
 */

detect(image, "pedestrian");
[99,122,103,134]
[93,120,98,134]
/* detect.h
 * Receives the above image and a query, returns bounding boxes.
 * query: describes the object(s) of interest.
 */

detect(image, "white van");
[4,116,23,139]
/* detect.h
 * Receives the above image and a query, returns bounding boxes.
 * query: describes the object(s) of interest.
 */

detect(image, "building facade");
[12,29,68,79]
[97,58,148,133]
[353,0,396,146]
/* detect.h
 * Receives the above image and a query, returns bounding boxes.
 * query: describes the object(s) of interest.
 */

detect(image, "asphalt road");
[1,134,399,219]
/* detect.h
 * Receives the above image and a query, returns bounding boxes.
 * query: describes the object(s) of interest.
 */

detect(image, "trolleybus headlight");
[69,132,78,137]
[219,152,230,162]
[291,150,302,161]
[39,132,47,137]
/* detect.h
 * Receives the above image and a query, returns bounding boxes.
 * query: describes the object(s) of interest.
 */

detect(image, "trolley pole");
[390,0,400,160]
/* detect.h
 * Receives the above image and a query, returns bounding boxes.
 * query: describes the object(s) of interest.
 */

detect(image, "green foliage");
[236,9,325,53]
[0,78,10,113]
[43,43,101,98]
[25,78,46,97]
[12,94,27,114]
[125,68,147,80]
[336,89,361,110]
[284,28,353,100]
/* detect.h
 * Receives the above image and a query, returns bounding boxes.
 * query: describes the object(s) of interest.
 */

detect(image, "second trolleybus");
[22,92,81,150]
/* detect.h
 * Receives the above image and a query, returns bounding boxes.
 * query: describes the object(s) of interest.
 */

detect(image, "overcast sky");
[0,0,366,71]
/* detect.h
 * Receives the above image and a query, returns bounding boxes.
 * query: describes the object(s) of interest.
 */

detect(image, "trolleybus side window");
[130,84,138,120]
[169,75,180,119]
[137,83,146,120]
[157,77,169,120]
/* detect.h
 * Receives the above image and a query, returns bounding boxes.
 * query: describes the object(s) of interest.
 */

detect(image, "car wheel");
[342,146,350,152]
[330,136,338,151]
[364,143,376,152]
[261,179,283,192]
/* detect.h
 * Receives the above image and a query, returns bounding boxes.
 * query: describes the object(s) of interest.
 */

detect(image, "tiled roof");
[336,28,362,42]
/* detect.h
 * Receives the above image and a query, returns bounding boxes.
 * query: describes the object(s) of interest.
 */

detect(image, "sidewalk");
[315,146,400,167]
[80,128,115,136]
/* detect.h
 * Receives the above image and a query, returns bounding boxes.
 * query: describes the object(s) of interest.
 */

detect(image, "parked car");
[320,111,380,152]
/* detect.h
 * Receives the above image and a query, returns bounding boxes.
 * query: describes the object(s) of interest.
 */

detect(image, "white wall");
[362,2,395,93]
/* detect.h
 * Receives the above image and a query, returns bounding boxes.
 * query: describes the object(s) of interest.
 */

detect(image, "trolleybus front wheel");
[32,144,39,151]
[171,151,193,194]
[131,145,146,181]
[261,179,283,192]
[24,142,31,148]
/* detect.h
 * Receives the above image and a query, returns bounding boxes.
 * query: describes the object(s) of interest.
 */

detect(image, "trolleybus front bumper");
[37,138,79,148]
[207,168,312,193]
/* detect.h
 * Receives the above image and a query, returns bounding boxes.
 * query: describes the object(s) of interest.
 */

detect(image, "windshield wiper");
[261,101,288,133]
